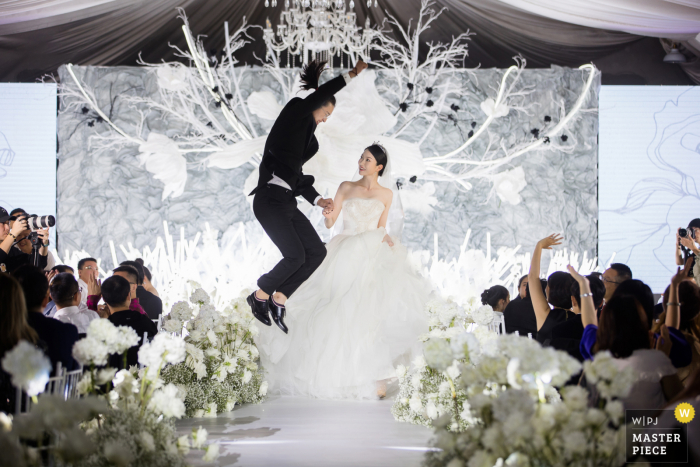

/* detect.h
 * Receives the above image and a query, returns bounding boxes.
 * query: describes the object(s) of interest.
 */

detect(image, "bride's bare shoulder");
[338,180,359,192]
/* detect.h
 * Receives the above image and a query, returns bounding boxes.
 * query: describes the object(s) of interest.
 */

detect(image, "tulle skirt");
[255,227,430,399]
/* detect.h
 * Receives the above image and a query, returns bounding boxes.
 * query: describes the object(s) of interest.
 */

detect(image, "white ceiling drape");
[0,0,698,82]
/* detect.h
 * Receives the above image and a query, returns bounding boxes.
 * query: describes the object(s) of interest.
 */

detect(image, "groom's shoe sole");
[247,293,272,326]
[268,298,289,334]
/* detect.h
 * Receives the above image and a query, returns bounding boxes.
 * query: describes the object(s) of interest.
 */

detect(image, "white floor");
[176,396,434,466]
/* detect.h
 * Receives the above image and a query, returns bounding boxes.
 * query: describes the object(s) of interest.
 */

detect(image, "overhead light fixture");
[663,45,686,64]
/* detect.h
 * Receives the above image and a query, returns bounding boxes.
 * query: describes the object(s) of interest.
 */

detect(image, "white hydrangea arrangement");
[423,335,638,467]
[160,287,267,417]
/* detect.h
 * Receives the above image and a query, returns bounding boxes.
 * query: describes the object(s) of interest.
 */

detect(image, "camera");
[25,215,55,231]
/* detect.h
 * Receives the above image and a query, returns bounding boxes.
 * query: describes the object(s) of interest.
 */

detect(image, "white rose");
[471,305,495,326]
[259,381,269,396]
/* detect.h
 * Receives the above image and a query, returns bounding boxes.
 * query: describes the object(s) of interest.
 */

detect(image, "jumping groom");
[247,59,368,333]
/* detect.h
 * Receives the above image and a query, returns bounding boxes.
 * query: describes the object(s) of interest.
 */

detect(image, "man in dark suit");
[103,275,157,369]
[247,59,368,334]
[13,265,80,372]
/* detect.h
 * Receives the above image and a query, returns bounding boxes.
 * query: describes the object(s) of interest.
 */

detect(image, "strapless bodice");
[341,198,385,235]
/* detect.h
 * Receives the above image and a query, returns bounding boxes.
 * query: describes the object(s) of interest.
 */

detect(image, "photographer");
[676,219,700,282]
[0,207,49,273]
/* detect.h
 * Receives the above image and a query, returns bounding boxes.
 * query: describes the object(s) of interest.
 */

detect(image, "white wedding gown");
[256,198,431,399]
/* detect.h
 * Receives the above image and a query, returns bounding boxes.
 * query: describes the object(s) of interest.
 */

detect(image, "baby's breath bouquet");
[161,288,267,417]
[424,335,636,467]
[392,297,477,429]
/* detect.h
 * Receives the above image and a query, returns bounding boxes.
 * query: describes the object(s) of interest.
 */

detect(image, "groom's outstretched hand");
[350,60,368,78]
[317,198,334,214]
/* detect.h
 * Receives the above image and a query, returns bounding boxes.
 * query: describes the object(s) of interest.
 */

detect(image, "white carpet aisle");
[176,396,434,466]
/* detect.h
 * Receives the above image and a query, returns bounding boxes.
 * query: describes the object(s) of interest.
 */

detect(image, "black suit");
[26,312,80,372]
[251,74,347,298]
[108,310,158,369]
[136,286,162,319]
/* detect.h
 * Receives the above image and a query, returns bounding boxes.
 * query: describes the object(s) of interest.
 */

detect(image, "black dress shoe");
[268,298,288,334]
[247,292,271,326]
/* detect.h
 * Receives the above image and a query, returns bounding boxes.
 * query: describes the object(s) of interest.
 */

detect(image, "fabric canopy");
[0,0,698,82]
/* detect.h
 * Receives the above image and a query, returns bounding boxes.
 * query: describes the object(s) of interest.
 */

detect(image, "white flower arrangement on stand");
[160,287,267,417]
[422,335,638,467]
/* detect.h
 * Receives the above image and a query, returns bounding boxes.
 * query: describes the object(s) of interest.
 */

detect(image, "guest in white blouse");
[50,272,99,334]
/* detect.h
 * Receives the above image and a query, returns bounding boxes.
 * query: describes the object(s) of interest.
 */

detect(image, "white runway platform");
[176,396,434,466]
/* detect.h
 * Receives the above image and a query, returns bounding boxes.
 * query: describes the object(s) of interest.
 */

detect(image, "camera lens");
[679,228,689,238]
[27,215,55,231]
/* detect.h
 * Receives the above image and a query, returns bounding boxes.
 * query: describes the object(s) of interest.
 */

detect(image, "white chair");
[63,366,84,400]
[152,314,163,332]
[488,312,506,335]
[15,362,67,415]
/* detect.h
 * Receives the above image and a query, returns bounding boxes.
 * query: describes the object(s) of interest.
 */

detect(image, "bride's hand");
[322,207,333,219]
[382,234,394,247]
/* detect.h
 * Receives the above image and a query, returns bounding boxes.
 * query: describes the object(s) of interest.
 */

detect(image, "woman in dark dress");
[528,234,576,346]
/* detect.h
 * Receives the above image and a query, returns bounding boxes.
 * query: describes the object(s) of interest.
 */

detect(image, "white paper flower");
[2,341,51,397]
[190,288,210,305]
[259,381,269,396]
[492,167,527,206]
[471,305,495,326]
[138,132,188,200]
[156,64,190,92]
[395,364,408,379]
[163,318,183,334]
[480,97,510,118]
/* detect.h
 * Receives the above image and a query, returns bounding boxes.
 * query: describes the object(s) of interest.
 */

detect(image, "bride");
[255,143,431,400]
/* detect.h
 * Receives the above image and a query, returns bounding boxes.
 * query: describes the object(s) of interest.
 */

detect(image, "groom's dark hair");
[365,143,388,176]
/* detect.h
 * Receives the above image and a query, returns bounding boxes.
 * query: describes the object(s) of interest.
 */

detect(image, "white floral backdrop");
[56,64,599,277]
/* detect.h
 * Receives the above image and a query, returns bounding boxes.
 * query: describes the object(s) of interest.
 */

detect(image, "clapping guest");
[528,234,576,346]
[101,275,157,368]
[85,265,149,316]
[481,285,510,312]
[77,257,98,311]
[121,260,162,319]
[50,273,99,335]
[12,266,79,372]
[570,263,685,410]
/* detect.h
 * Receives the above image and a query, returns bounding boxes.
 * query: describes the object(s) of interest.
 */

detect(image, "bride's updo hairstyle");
[481,285,509,308]
[365,143,388,176]
[299,60,336,109]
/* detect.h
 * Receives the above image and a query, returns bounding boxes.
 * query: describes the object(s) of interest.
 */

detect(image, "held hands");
[382,234,394,247]
[317,198,334,214]
[536,233,563,250]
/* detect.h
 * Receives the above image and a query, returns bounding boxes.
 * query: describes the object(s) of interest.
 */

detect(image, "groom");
[248,59,368,334]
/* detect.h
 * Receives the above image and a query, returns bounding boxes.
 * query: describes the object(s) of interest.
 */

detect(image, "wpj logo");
[626,406,692,463]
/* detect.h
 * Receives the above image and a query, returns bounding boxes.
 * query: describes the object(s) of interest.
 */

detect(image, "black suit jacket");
[503,297,538,338]
[137,286,162,319]
[26,312,80,372]
[251,74,347,204]
[108,310,158,369]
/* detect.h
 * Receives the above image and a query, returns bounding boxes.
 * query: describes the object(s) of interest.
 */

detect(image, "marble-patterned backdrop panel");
[57,65,598,267]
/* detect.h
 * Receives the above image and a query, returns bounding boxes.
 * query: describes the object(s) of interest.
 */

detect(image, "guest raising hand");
[527,234,575,346]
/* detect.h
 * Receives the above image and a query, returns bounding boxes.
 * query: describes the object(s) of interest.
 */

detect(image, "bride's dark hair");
[364,143,388,176]
[299,60,336,109]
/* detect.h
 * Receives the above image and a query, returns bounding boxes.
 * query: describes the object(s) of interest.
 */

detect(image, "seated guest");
[481,285,509,311]
[122,260,162,319]
[12,266,80,372]
[512,274,528,302]
[50,273,99,334]
[528,235,576,346]
[86,265,148,316]
[601,262,632,303]
[136,258,159,297]
[77,257,99,311]
[571,264,685,410]
[44,264,76,317]
[550,275,605,362]
[503,279,545,338]
[0,272,43,413]
[102,275,157,369]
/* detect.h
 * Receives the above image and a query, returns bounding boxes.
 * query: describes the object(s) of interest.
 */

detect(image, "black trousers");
[253,184,327,298]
